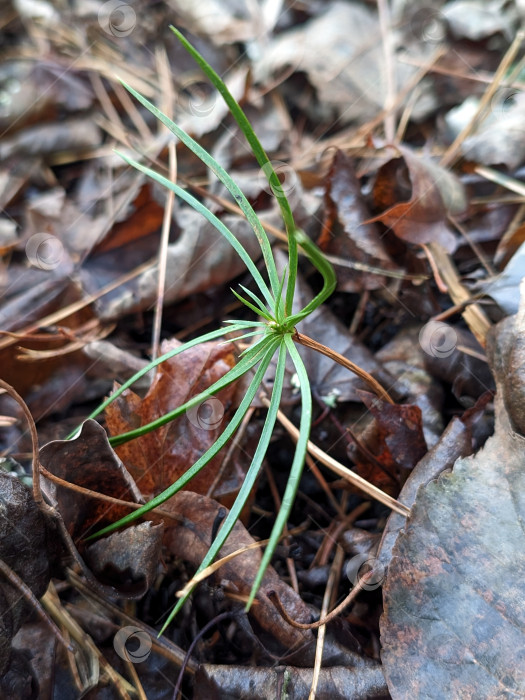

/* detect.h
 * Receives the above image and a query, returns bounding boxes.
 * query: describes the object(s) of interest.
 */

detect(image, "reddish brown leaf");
[359,391,427,472]
[105,339,242,501]
[371,146,465,252]
[348,391,427,495]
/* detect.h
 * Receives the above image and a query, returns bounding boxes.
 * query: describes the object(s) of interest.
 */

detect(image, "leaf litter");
[0,0,525,697]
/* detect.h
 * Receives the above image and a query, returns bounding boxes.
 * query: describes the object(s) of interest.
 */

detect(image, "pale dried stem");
[265,398,410,518]
[293,331,395,404]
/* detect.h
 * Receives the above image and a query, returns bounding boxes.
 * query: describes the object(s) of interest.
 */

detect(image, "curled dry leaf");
[319,149,397,292]
[371,145,466,252]
[39,420,162,598]
[380,286,525,698]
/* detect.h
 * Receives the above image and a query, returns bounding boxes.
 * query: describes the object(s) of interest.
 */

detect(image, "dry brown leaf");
[105,339,242,502]
[319,150,397,292]
[371,146,466,252]
[39,420,162,599]
[161,490,314,652]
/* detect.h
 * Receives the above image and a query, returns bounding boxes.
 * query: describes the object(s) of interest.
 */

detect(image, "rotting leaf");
[194,662,388,699]
[380,286,525,699]
[84,521,163,596]
[358,391,427,473]
[348,391,427,495]
[0,473,55,676]
[371,145,466,253]
[105,339,241,502]
[39,420,162,598]
[319,149,397,292]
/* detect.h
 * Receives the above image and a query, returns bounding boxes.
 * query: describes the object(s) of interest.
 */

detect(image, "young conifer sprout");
[73,27,395,634]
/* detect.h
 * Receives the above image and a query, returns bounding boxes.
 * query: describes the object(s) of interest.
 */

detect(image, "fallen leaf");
[98,208,263,320]
[462,91,525,169]
[482,240,525,315]
[105,339,241,501]
[319,150,397,292]
[444,0,517,41]
[0,473,54,675]
[39,420,162,598]
[161,490,314,651]
[380,286,525,699]
[253,2,431,125]
[371,146,466,252]
[194,662,388,699]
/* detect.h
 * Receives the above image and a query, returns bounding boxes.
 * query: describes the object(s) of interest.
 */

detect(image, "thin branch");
[0,379,48,509]
[292,331,395,404]
[268,566,376,630]
[0,559,72,652]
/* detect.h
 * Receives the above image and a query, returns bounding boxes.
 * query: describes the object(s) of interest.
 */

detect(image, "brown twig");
[292,331,395,404]
[0,379,48,509]
[268,566,376,630]
[0,559,72,652]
